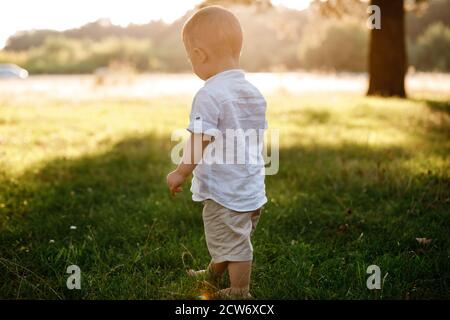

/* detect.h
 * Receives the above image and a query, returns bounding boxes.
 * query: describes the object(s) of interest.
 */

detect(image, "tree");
[298,20,368,72]
[312,0,410,97]
[413,22,450,72]
[315,0,439,98]
[367,0,407,97]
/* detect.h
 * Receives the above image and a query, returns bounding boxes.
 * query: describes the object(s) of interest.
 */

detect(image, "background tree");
[313,0,432,98]
[367,0,407,97]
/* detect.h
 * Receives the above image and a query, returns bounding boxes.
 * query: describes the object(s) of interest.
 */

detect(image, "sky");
[0,0,311,49]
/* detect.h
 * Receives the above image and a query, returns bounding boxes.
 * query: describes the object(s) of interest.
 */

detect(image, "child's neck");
[207,57,240,79]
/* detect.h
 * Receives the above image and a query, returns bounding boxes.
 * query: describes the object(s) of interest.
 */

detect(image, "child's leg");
[222,209,260,295]
[200,200,262,298]
[228,260,252,292]
[213,260,253,299]
[209,260,229,278]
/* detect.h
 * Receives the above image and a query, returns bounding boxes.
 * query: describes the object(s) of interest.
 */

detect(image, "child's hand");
[166,170,186,197]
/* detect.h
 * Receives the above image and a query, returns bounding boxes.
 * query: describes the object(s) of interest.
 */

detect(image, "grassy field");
[0,89,449,299]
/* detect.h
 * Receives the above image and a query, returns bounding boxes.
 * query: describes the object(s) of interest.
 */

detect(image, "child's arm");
[166,133,211,196]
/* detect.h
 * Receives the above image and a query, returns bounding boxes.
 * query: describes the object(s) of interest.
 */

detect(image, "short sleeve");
[187,89,220,135]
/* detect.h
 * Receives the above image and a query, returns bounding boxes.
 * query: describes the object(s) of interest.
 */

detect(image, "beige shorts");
[202,199,262,263]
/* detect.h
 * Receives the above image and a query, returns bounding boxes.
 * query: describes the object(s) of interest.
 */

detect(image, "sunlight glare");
[0,0,312,49]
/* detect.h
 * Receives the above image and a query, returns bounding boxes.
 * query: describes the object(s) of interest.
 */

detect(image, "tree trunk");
[367,0,407,98]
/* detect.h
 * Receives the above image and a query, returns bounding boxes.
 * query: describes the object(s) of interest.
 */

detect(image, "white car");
[0,64,29,79]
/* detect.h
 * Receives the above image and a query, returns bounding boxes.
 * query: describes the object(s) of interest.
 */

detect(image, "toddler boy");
[166,5,267,299]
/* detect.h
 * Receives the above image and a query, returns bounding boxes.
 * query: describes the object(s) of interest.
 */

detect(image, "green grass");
[0,92,449,299]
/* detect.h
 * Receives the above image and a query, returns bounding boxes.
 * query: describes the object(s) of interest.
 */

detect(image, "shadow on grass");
[0,130,449,299]
[424,99,450,115]
[408,98,450,138]
[0,133,203,299]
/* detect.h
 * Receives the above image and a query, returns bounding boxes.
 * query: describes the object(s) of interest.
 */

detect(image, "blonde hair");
[182,6,243,59]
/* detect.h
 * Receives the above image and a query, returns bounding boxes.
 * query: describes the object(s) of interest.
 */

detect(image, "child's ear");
[193,47,208,63]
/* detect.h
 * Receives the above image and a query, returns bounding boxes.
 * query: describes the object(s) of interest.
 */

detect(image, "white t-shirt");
[187,69,268,212]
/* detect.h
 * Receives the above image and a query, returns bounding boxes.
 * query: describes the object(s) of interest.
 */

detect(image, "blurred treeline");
[1,0,449,74]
